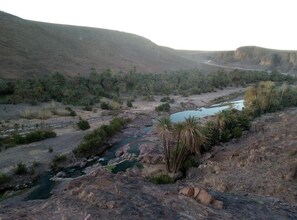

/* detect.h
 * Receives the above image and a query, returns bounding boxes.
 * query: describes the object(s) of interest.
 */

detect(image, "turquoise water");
[170,100,244,123]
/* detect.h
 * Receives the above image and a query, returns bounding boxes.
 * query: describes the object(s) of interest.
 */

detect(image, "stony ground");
[186,108,297,205]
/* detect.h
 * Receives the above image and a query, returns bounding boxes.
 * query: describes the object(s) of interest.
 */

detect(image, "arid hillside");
[2,11,297,79]
[0,11,199,79]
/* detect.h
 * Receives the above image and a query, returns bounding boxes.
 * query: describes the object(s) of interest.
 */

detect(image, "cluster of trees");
[73,117,131,157]
[0,69,293,105]
[156,81,297,174]
[156,109,250,173]
[244,81,297,116]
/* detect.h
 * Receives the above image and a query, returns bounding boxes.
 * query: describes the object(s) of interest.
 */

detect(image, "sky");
[1,0,297,51]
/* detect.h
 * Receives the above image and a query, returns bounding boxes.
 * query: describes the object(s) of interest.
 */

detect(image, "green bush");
[127,100,133,107]
[160,97,174,103]
[13,130,56,145]
[77,119,90,130]
[73,117,130,158]
[232,127,243,138]
[51,154,67,170]
[100,102,110,110]
[65,107,76,116]
[15,163,28,175]
[0,172,9,184]
[83,105,93,111]
[150,174,174,184]
[155,103,170,112]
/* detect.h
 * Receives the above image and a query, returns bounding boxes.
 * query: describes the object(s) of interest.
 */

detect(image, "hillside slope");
[0,11,198,79]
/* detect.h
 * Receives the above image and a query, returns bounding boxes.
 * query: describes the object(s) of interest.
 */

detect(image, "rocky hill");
[0,11,198,79]
[212,46,297,73]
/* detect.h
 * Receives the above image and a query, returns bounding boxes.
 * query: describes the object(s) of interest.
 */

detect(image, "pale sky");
[1,0,297,51]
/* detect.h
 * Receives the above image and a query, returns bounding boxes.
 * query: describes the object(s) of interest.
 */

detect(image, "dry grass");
[20,108,52,119]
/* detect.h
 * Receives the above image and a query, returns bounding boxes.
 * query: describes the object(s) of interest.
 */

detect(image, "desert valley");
[0,10,296,219]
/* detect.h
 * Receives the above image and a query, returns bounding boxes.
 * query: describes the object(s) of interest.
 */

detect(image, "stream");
[3,100,245,201]
[23,126,152,200]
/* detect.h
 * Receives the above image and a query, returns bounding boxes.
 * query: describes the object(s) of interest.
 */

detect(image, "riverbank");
[0,87,244,201]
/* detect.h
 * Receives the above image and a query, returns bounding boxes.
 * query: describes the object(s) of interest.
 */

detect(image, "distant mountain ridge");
[212,46,297,73]
[1,11,297,79]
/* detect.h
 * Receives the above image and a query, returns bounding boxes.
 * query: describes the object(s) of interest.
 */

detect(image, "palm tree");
[156,117,172,172]
[172,117,206,173]
[180,116,206,156]
[215,111,229,139]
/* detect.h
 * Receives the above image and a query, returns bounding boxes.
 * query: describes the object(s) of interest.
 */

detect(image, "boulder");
[56,171,66,178]
[212,199,224,209]
[193,187,201,198]
[196,189,213,205]
[179,187,194,197]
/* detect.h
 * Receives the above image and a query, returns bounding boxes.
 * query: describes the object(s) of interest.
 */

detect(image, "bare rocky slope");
[0,11,198,79]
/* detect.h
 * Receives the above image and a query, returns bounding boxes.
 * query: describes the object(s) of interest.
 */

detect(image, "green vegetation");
[160,96,174,103]
[155,103,170,112]
[14,163,28,175]
[126,100,133,108]
[0,69,293,105]
[73,117,131,158]
[100,102,111,110]
[51,154,67,170]
[0,130,56,150]
[244,81,297,116]
[156,116,207,173]
[0,172,9,184]
[13,130,56,145]
[65,107,76,116]
[156,80,297,173]
[150,174,174,184]
[77,119,90,130]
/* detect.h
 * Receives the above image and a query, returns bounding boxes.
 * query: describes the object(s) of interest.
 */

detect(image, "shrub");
[0,172,9,184]
[232,127,243,138]
[150,174,174,184]
[155,103,170,112]
[65,107,76,116]
[15,163,28,175]
[51,154,67,170]
[52,108,70,116]
[73,117,131,158]
[77,119,90,130]
[37,109,53,119]
[15,130,56,144]
[127,100,133,108]
[83,105,93,111]
[100,102,110,110]
[160,97,174,103]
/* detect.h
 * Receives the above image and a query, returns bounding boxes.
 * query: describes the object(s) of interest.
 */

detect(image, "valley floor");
[4,87,297,219]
